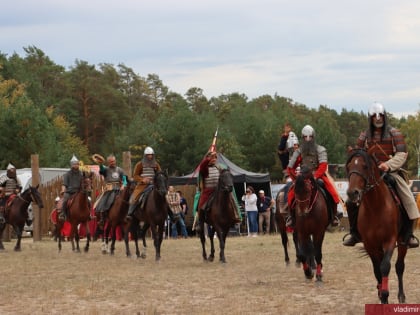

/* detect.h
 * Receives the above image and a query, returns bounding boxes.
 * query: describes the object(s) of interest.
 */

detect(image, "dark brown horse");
[56,172,93,253]
[100,180,134,256]
[346,148,408,304]
[198,168,237,263]
[129,171,169,261]
[0,185,44,251]
[275,188,299,267]
[293,167,329,283]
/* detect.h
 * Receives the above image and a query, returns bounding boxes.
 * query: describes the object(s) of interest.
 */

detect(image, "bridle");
[295,177,318,214]
[346,151,383,197]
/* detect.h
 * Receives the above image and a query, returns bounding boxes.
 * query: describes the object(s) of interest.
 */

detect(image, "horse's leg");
[153,224,164,262]
[102,221,111,254]
[292,230,301,267]
[139,222,149,259]
[298,238,314,280]
[369,254,383,301]
[279,227,290,265]
[70,224,78,252]
[395,245,407,303]
[84,222,90,253]
[379,249,393,304]
[0,223,5,250]
[133,223,140,258]
[208,226,216,262]
[110,224,117,256]
[313,233,325,284]
[199,223,208,261]
[75,228,81,253]
[218,227,228,263]
[123,222,132,257]
[56,221,63,252]
[12,225,23,251]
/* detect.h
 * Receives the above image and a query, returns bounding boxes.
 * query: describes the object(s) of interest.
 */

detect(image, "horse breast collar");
[294,179,318,215]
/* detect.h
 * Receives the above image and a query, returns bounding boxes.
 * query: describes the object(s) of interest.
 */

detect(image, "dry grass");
[1,231,420,315]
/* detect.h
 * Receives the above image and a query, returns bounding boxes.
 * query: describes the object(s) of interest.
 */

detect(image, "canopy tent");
[169,153,272,197]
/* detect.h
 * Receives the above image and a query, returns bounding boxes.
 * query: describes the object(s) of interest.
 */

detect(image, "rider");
[0,163,22,223]
[193,150,241,232]
[94,154,127,226]
[286,125,341,228]
[126,146,161,221]
[59,155,84,221]
[343,102,420,248]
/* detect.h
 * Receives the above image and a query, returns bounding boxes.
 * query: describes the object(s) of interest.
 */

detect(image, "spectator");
[242,186,258,237]
[277,123,298,173]
[257,190,275,235]
[167,186,188,239]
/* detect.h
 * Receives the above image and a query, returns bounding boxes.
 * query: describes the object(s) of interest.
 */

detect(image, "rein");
[347,154,384,194]
[295,179,319,214]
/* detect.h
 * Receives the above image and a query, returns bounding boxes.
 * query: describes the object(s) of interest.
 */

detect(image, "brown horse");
[346,148,408,304]
[0,185,44,251]
[275,188,299,267]
[100,180,134,256]
[56,172,93,253]
[129,171,169,261]
[293,166,329,283]
[198,168,237,263]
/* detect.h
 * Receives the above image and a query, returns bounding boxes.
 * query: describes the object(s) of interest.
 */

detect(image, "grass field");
[0,231,419,315]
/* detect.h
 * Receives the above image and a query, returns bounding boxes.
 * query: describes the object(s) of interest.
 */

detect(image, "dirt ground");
[0,231,420,315]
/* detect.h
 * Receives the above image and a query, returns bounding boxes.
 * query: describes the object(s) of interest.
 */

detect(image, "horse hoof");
[14,248,21,252]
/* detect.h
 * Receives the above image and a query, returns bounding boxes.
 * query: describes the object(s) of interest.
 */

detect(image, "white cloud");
[1,0,420,116]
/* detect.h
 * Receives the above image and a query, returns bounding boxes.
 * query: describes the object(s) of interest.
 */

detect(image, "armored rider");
[94,154,127,226]
[343,102,419,248]
[59,155,84,221]
[286,125,341,227]
[126,146,161,221]
[194,151,241,232]
[0,163,22,223]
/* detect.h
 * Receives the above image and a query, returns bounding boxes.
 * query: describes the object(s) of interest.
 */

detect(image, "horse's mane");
[346,148,373,171]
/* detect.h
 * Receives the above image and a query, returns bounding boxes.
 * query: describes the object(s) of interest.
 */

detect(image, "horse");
[56,172,93,253]
[198,168,237,263]
[346,148,408,304]
[293,166,329,283]
[128,171,169,261]
[274,189,300,267]
[0,185,44,251]
[100,180,134,256]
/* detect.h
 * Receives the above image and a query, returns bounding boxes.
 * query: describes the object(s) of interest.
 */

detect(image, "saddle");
[315,179,336,223]
[383,173,402,207]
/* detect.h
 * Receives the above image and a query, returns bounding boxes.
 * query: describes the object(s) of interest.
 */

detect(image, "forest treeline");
[1,46,420,181]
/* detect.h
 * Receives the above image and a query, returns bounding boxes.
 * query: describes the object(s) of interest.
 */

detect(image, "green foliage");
[1,46,419,180]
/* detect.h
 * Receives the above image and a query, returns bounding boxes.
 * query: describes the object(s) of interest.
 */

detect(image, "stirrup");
[402,235,419,249]
[0,216,5,224]
[125,215,133,222]
[342,233,360,246]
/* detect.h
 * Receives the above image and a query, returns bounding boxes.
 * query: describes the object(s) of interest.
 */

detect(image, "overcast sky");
[2,0,420,117]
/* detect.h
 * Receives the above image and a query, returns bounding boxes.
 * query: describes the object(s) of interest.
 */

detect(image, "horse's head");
[294,166,315,214]
[154,171,168,197]
[295,166,314,198]
[218,169,234,193]
[81,171,93,194]
[346,148,378,204]
[28,185,44,208]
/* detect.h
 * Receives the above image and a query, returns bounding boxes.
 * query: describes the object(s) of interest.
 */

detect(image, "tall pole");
[31,154,41,241]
